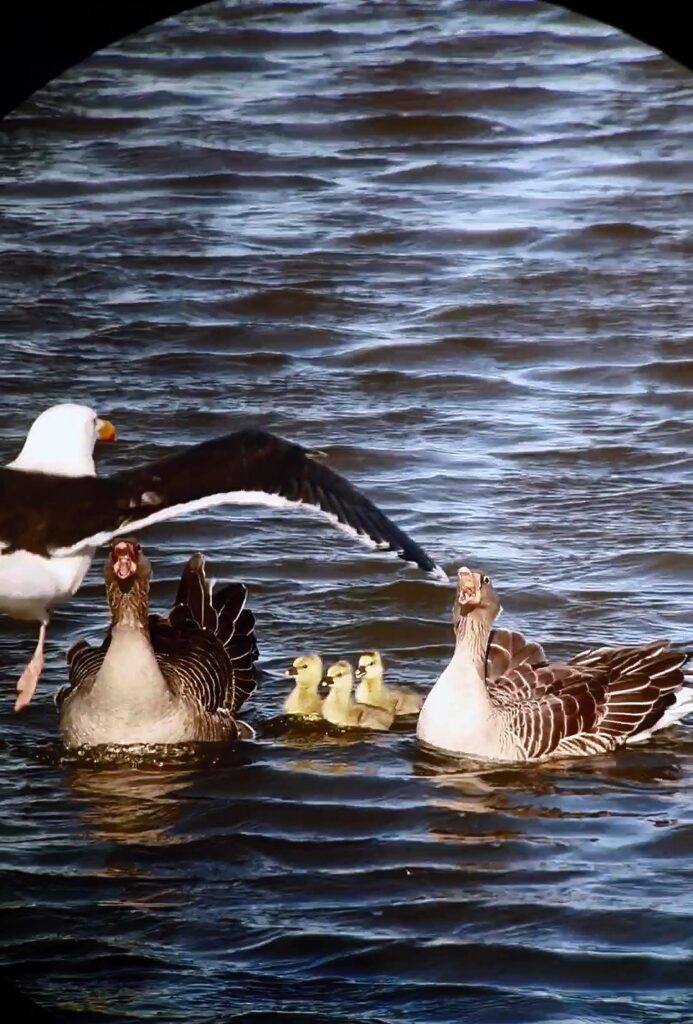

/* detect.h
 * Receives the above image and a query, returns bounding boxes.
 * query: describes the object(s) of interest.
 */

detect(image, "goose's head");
[454,567,501,623]
[104,540,152,625]
[9,403,116,477]
[286,654,323,688]
[324,659,354,695]
[355,650,383,681]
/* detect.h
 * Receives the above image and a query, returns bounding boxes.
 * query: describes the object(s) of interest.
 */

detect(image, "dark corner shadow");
[0,975,67,1022]
[0,1,690,119]
[0,1,210,119]
[553,2,691,72]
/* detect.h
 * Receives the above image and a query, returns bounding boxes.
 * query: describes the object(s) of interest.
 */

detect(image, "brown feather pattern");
[484,629,686,760]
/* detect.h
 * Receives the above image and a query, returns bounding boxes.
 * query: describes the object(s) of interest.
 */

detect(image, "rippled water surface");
[1,2,692,1021]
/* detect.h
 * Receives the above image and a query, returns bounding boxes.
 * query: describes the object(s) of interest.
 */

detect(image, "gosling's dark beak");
[318,678,331,696]
[285,666,298,678]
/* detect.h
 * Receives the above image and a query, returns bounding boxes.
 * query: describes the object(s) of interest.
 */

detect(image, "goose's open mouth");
[456,566,480,610]
[112,540,139,581]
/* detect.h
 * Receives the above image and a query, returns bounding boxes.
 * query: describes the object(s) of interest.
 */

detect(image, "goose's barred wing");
[212,581,256,652]
[499,669,607,760]
[570,641,684,741]
[485,628,548,690]
[152,553,258,717]
[59,635,111,706]
[42,430,443,577]
[494,640,687,760]
[174,552,217,632]
[152,622,236,713]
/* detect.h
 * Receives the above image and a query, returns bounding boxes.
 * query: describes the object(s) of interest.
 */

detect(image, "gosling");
[322,660,394,731]
[355,651,423,716]
[284,654,324,719]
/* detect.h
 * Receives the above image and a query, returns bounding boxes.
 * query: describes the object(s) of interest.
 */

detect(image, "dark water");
[1,1,692,1021]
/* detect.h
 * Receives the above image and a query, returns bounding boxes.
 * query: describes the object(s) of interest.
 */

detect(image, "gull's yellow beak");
[96,418,117,443]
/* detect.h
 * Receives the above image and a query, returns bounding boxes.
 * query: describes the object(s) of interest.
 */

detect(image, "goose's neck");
[416,604,498,755]
[92,578,170,707]
[453,610,492,679]
[107,582,150,632]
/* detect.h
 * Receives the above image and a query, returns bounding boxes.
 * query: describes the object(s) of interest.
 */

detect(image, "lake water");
[1,2,692,1021]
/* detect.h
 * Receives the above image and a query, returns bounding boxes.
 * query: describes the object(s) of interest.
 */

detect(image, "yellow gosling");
[321,660,393,731]
[284,654,324,719]
[355,651,423,716]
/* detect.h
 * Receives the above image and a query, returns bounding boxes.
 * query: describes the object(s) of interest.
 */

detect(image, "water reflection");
[64,763,195,845]
[60,741,252,845]
[413,739,692,851]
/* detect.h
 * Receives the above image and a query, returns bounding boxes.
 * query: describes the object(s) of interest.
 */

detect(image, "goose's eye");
[482,575,490,584]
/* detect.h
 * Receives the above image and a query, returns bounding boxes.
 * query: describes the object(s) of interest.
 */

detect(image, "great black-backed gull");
[0,403,445,710]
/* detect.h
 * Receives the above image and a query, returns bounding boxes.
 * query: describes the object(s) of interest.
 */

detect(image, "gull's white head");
[8,403,117,477]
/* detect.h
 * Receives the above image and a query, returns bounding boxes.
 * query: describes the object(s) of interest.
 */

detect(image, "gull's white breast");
[0,548,94,621]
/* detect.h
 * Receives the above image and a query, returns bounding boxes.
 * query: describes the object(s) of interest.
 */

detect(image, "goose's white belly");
[60,627,195,748]
[0,548,93,621]
[416,654,503,758]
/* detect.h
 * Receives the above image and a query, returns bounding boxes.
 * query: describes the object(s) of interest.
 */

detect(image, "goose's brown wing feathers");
[490,662,607,759]
[489,637,686,759]
[151,552,258,717]
[59,633,112,706]
[485,628,549,698]
[486,628,548,679]
[570,641,684,740]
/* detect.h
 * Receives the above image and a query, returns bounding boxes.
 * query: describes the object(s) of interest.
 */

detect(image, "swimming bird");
[284,654,324,719]
[0,403,445,710]
[58,540,258,748]
[322,659,394,731]
[416,566,693,761]
[355,650,423,716]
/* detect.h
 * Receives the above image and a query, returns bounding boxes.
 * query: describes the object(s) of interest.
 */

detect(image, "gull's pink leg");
[14,621,47,712]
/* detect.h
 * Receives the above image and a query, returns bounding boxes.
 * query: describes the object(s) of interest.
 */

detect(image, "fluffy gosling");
[355,651,423,716]
[284,654,324,719]
[322,660,393,731]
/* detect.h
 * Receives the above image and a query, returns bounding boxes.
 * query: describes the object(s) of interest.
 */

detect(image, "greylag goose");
[416,567,693,761]
[0,403,445,710]
[355,650,423,716]
[322,660,394,731]
[58,540,258,748]
[284,654,324,719]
